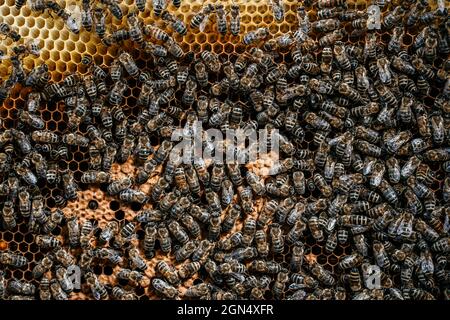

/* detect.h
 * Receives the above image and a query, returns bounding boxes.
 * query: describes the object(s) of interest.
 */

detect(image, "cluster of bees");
[0,0,450,300]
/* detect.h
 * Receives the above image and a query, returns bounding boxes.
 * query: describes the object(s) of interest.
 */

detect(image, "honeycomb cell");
[13,270,24,279]
[18,243,28,253]
[0,240,7,250]
[13,233,24,242]
[114,210,125,220]
[328,255,338,266]
[3,232,13,242]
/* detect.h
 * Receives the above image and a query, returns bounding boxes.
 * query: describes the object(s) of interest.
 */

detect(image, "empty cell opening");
[19,243,28,253]
[109,200,120,211]
[88,200,99,210]
[115,210,125,220]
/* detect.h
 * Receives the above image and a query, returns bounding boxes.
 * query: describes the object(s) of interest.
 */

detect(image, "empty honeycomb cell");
[109,201,120,211]
[21,19,36,31]
[13,270,24,279]
[41,110,52,121]
[279,24,290,34]
[65,39,76,52]
[328,255,338,266]
[18,243,28,253]
[311,246,321,255]
[224,43,234,54]
[35,17,46,30]
[212,43,224,53]
[253,15,264,25]
[23,271,33,281]
[0,109,8,119]
[52,111,62,122]
[114,210,125,220]
[54,39,65,52]
[3,231,13,242]
[15,15,25,27]
[56,62,67,74]
[13,233,24,242]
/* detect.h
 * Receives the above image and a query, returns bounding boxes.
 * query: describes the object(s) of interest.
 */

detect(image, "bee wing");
[289,283,307,290]
[0,54,11,60]
[229,272,246,282]
[199,14,211,32]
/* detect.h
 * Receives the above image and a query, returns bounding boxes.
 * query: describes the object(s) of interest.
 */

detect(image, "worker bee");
[81,0,93,31]
[47,1,81,34]
[112,286,137,300]
[230,3,241,36]
[100,0,123,20]
[7,279,36,296]
[128,247,147,271]
[243,27,269,45]
[156,260,179,285]
[118,51,139,78]
[61,171,78,200]
[0,251,28,268]
[127,11,144,44]
[152,0,167,16]
[178,261,202,280]
[0,22,21,41]
[268,0,285,22]
[156,224,172,254]
[117,268,145,286]
[167,219,189,244]
[85,272,108,300]
[190,3,214,31]
[162,11,187,36]
[152,278,178,298]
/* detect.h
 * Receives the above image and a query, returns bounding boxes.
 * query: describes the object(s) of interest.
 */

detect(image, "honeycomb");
[0,0,449,300]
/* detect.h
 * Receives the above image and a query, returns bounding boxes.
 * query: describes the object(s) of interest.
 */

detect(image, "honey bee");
[81,0,93,31]
[184,282,210,298]
[38,276,52,300]
[85,272,108,300]
[190,3,214,31]
[178,261,202,280]
[112,286,137,300]
[167,219,189,244]
[118,51,139,79]
[152,0,167,16]
[192,239,215,262]
[243,27,269,45]
[157,224,172,254]
[128,247,147,271]
[227,3,241,36]
[127,11,144,44]
[7,279,36,296]
[0,22,20,42]
[19,109,45,129]
[100,0,123,20]
[93,8,106,39]
[0,251,28,268]
[269,223,284,254]
[152,278,178,298]
[1,200,17,230]
[162,11,187,36]
[213,3,227,35]
[53,247,75,268]
[47,1,81,34]
[156,260,180,285]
